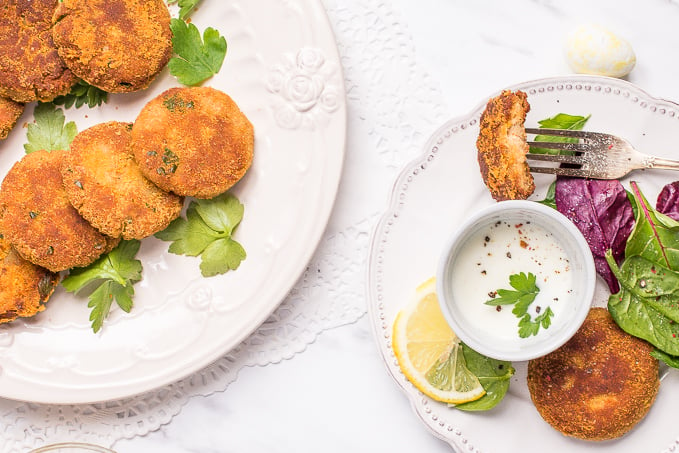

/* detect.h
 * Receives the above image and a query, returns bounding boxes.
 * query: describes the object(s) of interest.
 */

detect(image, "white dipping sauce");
[450,219,574,343]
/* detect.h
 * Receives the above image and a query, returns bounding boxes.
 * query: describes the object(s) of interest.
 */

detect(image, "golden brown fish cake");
[52,0,172,93]
[0,235,59,324]
[131,87,254,199]
[0,97,25,140]
[0,150,115,272]
[527,307,659,441]
[62,121,184,240]
[0,0,77,103]
[476,90,535,201]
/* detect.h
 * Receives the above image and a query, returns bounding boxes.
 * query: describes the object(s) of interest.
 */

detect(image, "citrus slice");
[392,277,485,404]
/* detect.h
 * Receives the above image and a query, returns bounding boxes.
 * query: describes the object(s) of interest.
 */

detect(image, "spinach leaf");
[606,182,679,356]
[650,349,679,369]
[529,113,590,155]
[454,344,514,412]
[607,254,679,323]
[537,181,557,210]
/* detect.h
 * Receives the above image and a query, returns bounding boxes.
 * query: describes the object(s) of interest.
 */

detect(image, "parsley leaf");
[155,193,246,277]
[167,0,201,20]
[518,307,554,338]
[52,79,109,109]
[486,272,552,338]
[169,18,227,86]
[61,240,143,333]
[24,103,77,154]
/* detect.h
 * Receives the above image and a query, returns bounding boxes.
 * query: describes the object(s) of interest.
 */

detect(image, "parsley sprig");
[168,0,201,20]
[61,240,143,333]
[24,103,77,154]
[52,79,108,109]
[155,193,246,277]
[169,18,227,86]
[485,272,553,338]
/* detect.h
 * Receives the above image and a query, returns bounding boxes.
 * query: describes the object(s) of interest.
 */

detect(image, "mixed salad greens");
[533,114,679,369]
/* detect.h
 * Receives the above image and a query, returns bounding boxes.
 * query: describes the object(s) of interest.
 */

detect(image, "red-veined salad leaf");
[555,178,634,293]
[626,181,679,269]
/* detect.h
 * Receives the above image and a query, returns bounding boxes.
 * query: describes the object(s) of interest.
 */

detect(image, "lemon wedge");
[392,277,485,404]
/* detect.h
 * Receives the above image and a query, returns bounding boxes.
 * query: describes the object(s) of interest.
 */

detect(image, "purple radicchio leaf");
[656,181,679,221]
[555,177,634,293]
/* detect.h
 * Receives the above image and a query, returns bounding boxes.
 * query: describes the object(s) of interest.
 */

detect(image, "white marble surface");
[102,0,679,451]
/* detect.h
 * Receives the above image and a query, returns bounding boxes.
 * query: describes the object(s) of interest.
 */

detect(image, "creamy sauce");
[450,219,574,344]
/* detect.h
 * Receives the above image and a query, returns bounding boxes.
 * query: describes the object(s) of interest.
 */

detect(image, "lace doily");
[0,1,446,450]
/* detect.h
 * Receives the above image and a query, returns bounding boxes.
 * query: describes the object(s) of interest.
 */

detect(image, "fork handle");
[645,156,679,171]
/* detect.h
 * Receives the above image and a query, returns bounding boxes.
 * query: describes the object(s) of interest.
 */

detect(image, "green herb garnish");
[24,103,77,154]
[168,0,201,20]
[155,193,246,277]
[529,113,591,155]
[61,240,143,333]
[486,272,552,338]
[169,18,227,86]
[52,79,108,109]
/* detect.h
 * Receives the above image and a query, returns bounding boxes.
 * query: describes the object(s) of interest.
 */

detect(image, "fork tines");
[524,128,589,177]
[525,127,590,138]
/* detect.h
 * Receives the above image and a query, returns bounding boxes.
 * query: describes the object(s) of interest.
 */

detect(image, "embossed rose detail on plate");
[267,47,342,130]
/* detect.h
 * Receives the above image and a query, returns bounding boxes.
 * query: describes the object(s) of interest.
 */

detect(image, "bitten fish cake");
[0,0,77,103]
[131,87,254,199]
[52,0,172,93]
[0,234,59,324]
[527,307,659,441]
[476,90,535,201]
[61,121,184,240]
[0,150,116,272]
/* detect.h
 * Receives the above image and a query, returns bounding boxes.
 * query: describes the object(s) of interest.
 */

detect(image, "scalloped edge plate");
[0,0,345,404]
[367,75,679,453]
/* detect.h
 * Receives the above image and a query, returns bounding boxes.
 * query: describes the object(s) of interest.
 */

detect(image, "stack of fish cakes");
[0,0,254,325]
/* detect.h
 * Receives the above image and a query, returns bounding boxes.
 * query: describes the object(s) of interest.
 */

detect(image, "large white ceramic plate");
[368,75,679,453]
[0,0,345,404]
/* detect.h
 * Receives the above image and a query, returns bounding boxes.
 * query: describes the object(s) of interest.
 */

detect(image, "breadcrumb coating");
[0,0,76,102]
[476,90,535,201]
[62,121,184,239]
[527,307,659,441]
[0,235,59,324]
[131,87,254,199]
[52,0,172,93]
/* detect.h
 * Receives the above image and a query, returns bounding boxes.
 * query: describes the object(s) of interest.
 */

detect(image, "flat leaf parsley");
[52,79,109,109]
[167,0,201,20]
[169,18,227,86]
[24,103,77,154]
[61,240,143,333]
[155,193,246,277]
[486,272,553,338]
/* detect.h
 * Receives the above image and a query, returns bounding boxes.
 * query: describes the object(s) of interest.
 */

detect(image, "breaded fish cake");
[0,0,76,103]
[0,97,24,140]
[52,0,172,93]
[0,150,115,272]
[476,90,535,201]
[0,235,59,324]
[527,307,659,441]
[131,87,254,199]
[62,121,184,239]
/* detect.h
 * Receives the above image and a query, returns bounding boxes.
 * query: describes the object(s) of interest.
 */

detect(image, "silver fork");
[525,128,679,179]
